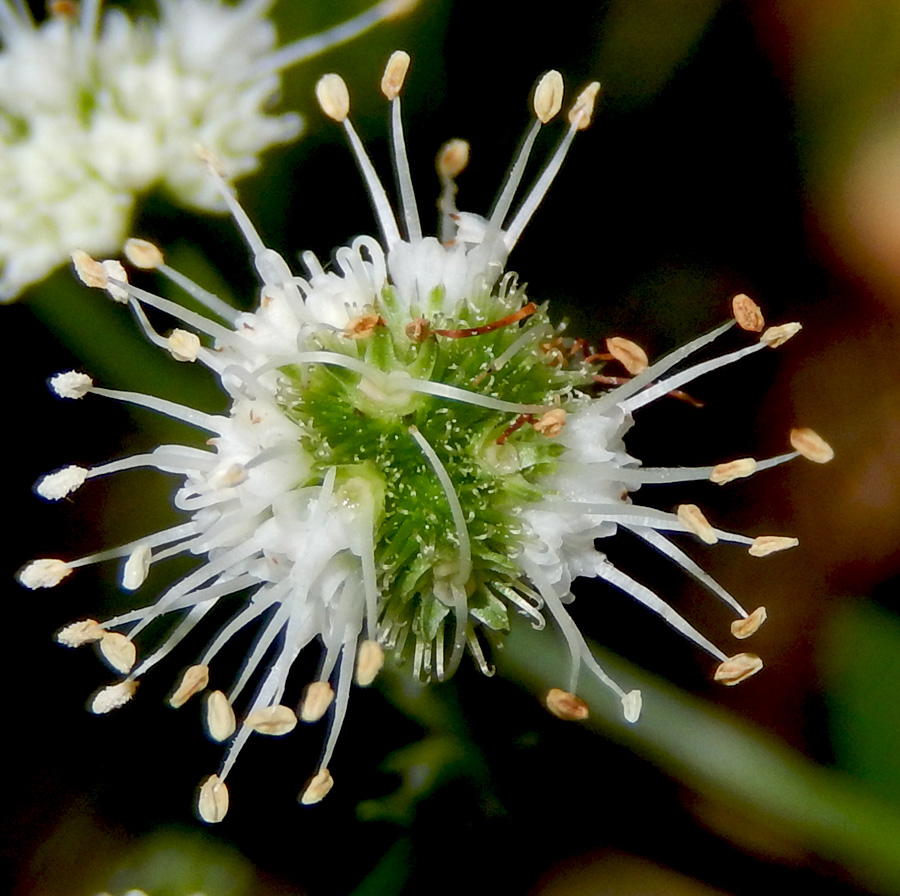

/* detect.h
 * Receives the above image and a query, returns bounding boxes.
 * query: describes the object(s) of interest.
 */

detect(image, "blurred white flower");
[21,53,832,821]
[0,0,415,299]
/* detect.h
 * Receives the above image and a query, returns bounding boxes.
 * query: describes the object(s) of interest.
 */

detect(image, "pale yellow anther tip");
[300,768,334,805]
[18,558,71,590]
[316,73,350,122]
[356,639,385,686]
[731,606,767,639]
[197,774,229,824]
[761,322,801,347]
[437,139,469,179]
[534,70,564,123]
[343,311,381,340]
[606,336,649,374]
[123,238,164,270]
[790,427,834,464]
[245,704,298,736]
[169,664,210,708]
[533,408,567,437]
[546,687,589,721]
[99,631,137,675]
[71,249,108,289]
[621,689,642,723]
[167,329,201,362]
[714,653,763,685]
[568,81,601,130]
[710,457,757,485]
[748,535,799,557]
[205,690,236,742]
[381,50,410,100]
[732,294,764,332]
[301,681,335,722]
[56,619,105,648]
[90,680,138,714]
[676,503,718,545]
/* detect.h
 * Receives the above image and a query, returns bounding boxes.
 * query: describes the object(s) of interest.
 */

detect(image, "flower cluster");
[20,53,832,822]
[0,0,414,299]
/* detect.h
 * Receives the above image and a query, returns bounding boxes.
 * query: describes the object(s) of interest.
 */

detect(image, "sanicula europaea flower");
[19,53,834,822]
[0,0,415,300]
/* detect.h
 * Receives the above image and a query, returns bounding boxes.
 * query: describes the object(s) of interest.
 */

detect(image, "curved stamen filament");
[433,302,537,338]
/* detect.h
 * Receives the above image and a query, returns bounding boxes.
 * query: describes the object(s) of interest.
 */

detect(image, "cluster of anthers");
[19,53,832,823]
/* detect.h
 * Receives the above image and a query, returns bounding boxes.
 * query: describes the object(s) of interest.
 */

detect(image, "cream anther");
[300,768,334,805]
[50,371,93,399]
[245,705,298,736]
[761,322,802,347]
[732,294,764,332]
[90,680,137,714]
[36,465,88,500]
[534,70,564,123]
[381,50,410,100]
[714,653,763,685]
[676,504,718,545]
[355,639,385,686]
[102,260,130,302]
[301,681,335,722]
[731,606,767,639]
[205,690,236,742]
[169,664,210,708]
[18,558,71,589]
[316,73,350,122]
[710,457,757,485]
[123,545,152,590]
[606,336,649,374]
[546,687,589,720]
[621,689,642,723]
[167,329,201,362]
[437,139,469,178]
[99,632,137,674]
[533,408,566,437]
[748,535,799,557]
[790,427,834,464]
[124,238,164,270]
[568,81,601,130]
[56,619,105,647]
[197,774,229,824]
[71,250,108,289]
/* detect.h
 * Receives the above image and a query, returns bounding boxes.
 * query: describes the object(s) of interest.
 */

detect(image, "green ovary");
[280,286,584,665]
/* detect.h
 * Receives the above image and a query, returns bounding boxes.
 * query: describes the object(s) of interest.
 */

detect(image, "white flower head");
[0,0,417,300]
[23,53,832,822]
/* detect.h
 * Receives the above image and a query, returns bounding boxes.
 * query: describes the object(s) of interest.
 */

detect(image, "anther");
[99,632,136,674]
[546,687,589,720]
[71,250,107,289]
[437,139,469,179]
[300,681,335,722]
[533,70,564,123]
[244,705,298,736]
[714,653,763,685]
[205,690,236,742]
[748,535,799,557]
[405,317,431,342]
[568,81,601,130]
[710,457,757,485]
[122,545,152,590]
[49,1,79,19]
[356,639,385,686]
[169,664,210,708]
[316,73,350,122]
[167,329,201,362]
[761,322,802,347]
[621,689,642,723]
[381,50,410,100]
[344,311,382,339]
[50,371,92,399]
[36,465,88,501]
[90,680,138,714]
[732,294,764,332]
[18,558,72,589]
[731,606,767,639]
[676,504,718,545]
[790,427,834,464]
[197,774,229,824]
[194,144,226,177]
[606,336,649,375]
[300,768,334,805]
[124,238,164,270]
[533,408,566,437]
[56,619,105,647]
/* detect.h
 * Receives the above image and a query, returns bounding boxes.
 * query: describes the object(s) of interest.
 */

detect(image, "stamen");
[432,302,536,338]
[197,774,229,824]
[300,768,334,805]
[169,664,210,708]
[532,408,566,437]
[437,139,469,243]
[301,681,335,722]
[18,558,72,589]
[676,504,718,545]
[205,690,237,742]
[761,322,801,347]
[355,639,384,686]
[605,336,649,374]
[732,294,764,332]
[714,653,763,685]
[731,607,767,639]
[99,631,136,674]
[710,458,757,485]
[748,536,799,557]
[56,619,105,647]
[36,465,88,500]
[382,51,421,241]
[790,427,834,463]
[546,687,589,721]
[244,705,297,736]
[90,680,137,714]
